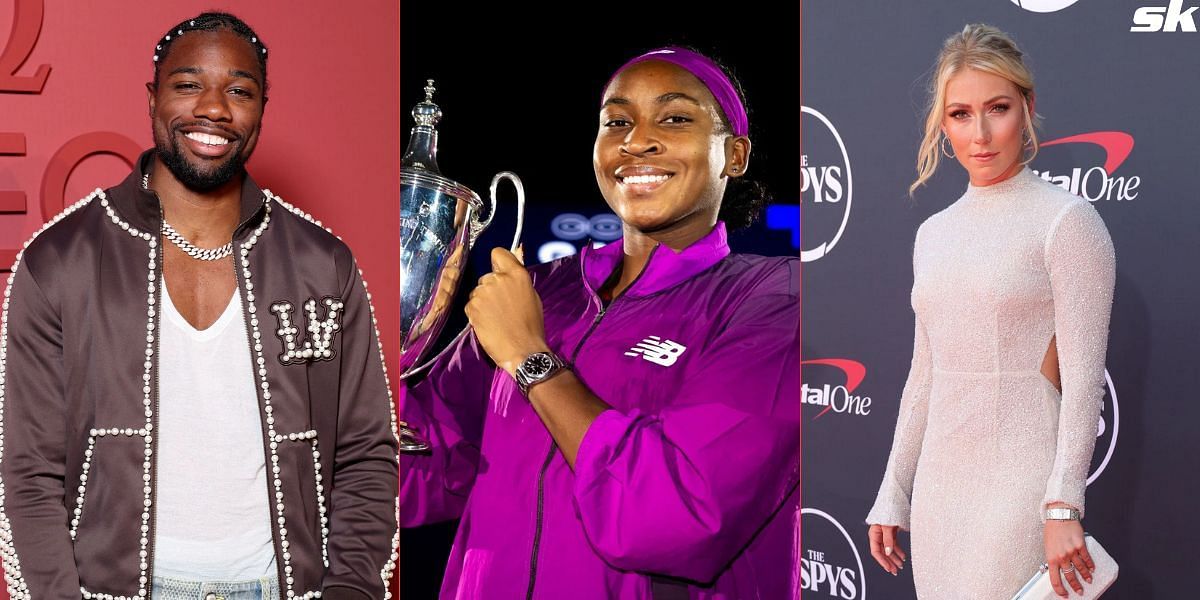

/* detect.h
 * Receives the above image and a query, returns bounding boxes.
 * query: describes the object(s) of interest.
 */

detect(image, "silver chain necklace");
[143,174,233,261]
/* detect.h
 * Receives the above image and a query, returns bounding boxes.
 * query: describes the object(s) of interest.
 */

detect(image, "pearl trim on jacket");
[1,192,97,600]
[0,189,400,599]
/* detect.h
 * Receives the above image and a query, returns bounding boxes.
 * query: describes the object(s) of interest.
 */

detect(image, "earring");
[941,136,955,159]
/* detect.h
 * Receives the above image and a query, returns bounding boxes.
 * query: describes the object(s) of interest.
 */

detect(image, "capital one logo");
[800,508,865,599]
[802,358,872,420]
[1032,132,1141,202]
[1088,369,1120,484]
[801,106,852,263]
[1132,0,1199,32]
[1010,0,1085,12]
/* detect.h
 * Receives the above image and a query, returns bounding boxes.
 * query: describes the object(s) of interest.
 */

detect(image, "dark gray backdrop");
[802,1,1198,598]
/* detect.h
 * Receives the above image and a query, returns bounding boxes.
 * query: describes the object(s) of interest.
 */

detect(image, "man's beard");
[154,128,249,192]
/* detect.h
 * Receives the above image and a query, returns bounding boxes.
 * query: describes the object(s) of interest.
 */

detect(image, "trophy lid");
[412,79,442,128]
[400,79,481,209]
[402,79,442,173]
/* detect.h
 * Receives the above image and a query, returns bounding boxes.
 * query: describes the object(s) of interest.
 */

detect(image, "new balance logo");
[625,336,687,367]
[1131,1,1198,32]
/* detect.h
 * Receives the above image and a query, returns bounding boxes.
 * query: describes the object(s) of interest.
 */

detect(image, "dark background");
[400,3,801,597]
[803,1,1198,598]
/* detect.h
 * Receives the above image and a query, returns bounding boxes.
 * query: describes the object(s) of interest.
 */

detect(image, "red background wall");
[0,0,399,592]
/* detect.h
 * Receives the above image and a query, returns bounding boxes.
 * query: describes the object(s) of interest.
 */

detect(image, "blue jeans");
[151,575,280,600]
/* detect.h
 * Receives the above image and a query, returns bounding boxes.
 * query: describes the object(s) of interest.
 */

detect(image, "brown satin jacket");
[0,152,399,600]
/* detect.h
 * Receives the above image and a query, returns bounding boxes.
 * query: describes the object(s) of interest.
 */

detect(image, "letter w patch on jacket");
[270,297,344,364]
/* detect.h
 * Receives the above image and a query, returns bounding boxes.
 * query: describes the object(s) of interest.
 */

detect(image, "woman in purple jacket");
[401,47,800,599]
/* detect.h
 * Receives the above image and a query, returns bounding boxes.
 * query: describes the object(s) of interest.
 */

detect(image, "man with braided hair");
[0,12,398,600]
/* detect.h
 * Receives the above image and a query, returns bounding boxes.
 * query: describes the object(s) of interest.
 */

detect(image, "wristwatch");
[1045,507,1081,521]
[514,351,568,395]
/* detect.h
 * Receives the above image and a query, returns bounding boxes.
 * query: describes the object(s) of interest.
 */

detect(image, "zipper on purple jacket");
[524,441,557,600]
[524,245,659,599]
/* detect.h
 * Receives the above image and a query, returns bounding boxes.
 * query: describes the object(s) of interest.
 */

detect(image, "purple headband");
[604,47,749,137]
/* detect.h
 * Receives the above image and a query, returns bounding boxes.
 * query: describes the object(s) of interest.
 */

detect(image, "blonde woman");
[865,25,1115,598]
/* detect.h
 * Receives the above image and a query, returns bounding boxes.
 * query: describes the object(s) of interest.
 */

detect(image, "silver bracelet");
[1045,507,1081,521]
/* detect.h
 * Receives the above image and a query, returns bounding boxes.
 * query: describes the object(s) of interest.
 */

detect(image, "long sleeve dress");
[866,167,1116,598]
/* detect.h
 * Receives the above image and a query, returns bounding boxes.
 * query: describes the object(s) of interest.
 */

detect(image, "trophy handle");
[469,171,525,251]
[491,171,526,253]
[402,171,527,380]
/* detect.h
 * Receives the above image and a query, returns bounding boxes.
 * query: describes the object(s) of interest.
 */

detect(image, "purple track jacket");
[402,223,800,599]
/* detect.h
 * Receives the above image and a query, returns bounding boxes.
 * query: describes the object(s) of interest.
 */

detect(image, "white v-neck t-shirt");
[153,284,276,579]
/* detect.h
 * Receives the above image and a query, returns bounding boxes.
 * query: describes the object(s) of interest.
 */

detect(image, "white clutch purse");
[1011,535,1118,599]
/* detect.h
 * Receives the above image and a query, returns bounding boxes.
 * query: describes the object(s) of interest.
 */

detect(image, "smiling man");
[0,12,398,600]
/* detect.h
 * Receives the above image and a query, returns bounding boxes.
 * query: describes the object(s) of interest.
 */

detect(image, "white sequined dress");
[866,168,1115,598]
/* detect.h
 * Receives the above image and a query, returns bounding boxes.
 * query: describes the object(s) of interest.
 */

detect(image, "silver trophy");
[399,80,524,453]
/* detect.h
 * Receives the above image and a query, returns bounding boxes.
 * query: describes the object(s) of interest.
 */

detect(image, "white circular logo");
[801,106,853,263]
[1010,0,1084,13]
[550,213,591,241]
[1087,368,1119,485]
[537,240,577,263]
[550,213,622,242]
[587,214,622,241]
[800,507,866,599]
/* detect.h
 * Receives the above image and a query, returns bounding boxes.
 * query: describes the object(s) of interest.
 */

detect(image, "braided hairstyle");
[151,12,269,98]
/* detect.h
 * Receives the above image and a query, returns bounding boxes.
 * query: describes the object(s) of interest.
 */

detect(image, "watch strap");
[1045,507,1081,521]
[515,351,567,395]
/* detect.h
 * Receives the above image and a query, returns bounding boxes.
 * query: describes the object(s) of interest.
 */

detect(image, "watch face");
[524,353,555,378]
[1047,508,1079,520]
